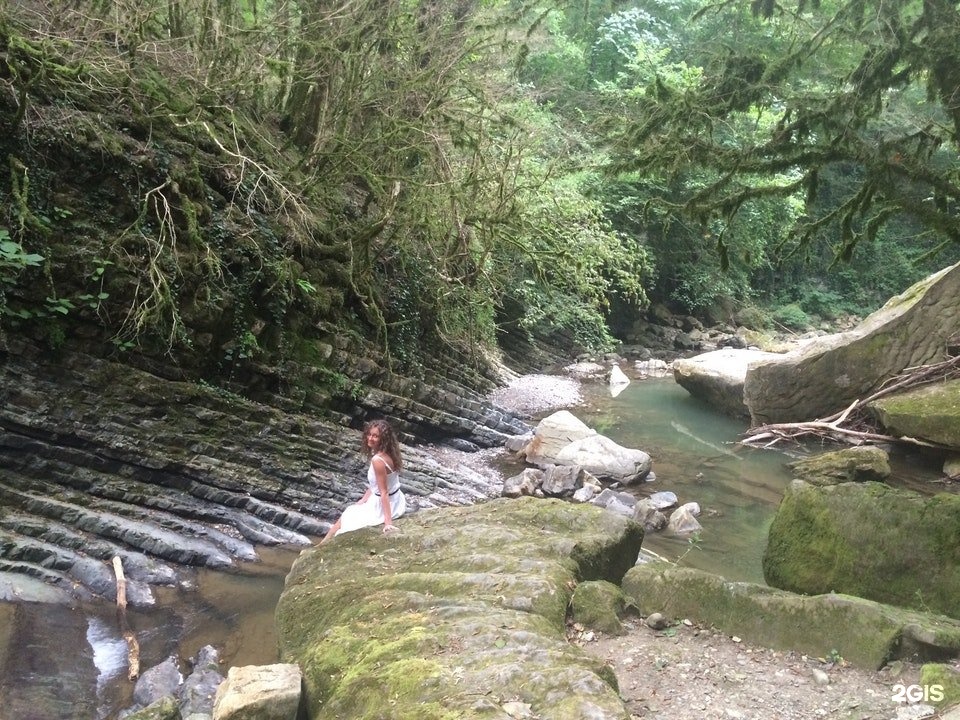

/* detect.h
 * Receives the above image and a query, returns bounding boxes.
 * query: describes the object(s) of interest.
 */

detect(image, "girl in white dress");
[320,419,406,542]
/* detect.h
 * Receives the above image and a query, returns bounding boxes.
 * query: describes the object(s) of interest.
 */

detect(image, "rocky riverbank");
[476,370,960,720]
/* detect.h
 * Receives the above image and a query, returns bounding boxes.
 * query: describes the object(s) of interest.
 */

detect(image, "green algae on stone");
[920,663,960,707]
[763,480,960,619]
[276,497,642,719]
[622,562,960,670]
[868,379,960,449]
[570,580,629,636]
[788,445,890,485]
[122,696,179,720]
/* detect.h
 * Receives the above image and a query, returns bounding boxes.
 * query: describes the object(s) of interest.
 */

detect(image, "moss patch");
[123,696,179,720]
[763,480,960,619]
[920,663,960,707]
[570,580,629,636]
[788,445,890,485]
[622,562,960,670]
[868,380,960,448]
[276,497,642,719]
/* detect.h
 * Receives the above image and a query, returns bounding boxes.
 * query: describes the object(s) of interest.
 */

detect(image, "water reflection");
[0,546,301,720]
[87,617,128,701]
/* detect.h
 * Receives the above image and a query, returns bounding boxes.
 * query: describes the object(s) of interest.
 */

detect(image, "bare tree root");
[740,354,960,450]
[112,179,184,351]
[194,119,313,244]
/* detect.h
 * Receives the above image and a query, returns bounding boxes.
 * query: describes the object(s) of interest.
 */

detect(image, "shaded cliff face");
[0,7,538,608]
[0,9,536,420]
[0,337,529,606]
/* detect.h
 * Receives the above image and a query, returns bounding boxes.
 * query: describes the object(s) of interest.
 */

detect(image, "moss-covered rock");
[570,580,629,636]
[763,480,960,618]
[123,696,179,720]
[622,562,960,670]
[276,497,643,719]
[787,445,891,486]
[868,380,960,449]
[921,663,960,708]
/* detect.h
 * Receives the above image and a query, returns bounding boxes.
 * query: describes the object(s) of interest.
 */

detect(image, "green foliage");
[0,227,44,320]
[489,149,652,352]
[6,0,960,385]
[672,531,703,568]
[0,229,43,275]
[589,6,681,85]
[599,0,960,267]
[518,13,589,106]
[771,303,810,331]
[516,0,960,329]
[735,305,772,331]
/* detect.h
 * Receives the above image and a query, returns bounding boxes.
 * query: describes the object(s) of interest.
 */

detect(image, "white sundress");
[335,453,406,535]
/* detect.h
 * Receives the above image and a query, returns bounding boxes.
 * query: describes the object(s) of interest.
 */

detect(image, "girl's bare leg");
[319,518,341,545]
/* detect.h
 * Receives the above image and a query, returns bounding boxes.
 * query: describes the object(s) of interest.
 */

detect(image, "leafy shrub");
[772,303,810,330]
[734,304,771,330]
[798,286,857,321]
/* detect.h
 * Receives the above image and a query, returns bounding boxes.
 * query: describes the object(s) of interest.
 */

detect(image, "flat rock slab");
[276,497,643,720]
[673,348,782,418]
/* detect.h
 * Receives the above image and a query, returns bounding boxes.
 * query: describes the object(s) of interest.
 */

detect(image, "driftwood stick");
[831,399,860,427]
[112,556,140,680]
[742,422,933,448]
[112,556,127,610]
[124,631,141,681]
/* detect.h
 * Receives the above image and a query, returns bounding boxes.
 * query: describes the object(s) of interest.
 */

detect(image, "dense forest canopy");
[1,0,958,389]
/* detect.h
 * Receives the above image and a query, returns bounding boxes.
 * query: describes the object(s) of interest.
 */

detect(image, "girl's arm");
[372,455,394,530]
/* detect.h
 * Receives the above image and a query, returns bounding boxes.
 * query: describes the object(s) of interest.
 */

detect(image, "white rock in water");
[609,364,630,386]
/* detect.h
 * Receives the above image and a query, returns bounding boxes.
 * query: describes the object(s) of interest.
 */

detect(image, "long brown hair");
[361,419,403,470]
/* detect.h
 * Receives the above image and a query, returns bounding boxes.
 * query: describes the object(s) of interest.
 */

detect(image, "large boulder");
[212,664,302,720]
[673,348,782,418]
[521,410,596,464]
[743,262,960,425]
[521,411,652,484]
[867,379,960,449]
[275,497,644,720]
[622,562,960,670]
[763,480,960,619]
[553,435,652,484]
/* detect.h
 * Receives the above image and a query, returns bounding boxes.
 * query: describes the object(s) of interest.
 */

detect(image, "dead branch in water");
[112,556,141,681]
[740,354,960,449]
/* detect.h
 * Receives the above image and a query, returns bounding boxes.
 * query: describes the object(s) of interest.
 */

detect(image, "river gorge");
[2,363,950,720]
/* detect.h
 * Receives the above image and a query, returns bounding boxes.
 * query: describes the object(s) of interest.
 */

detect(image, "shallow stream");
[2,375,948,719]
